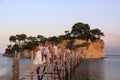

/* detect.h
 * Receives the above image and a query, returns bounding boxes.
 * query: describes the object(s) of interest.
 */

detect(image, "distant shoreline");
[106,54,120,56]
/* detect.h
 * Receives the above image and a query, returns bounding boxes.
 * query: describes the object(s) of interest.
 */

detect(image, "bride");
[34,43,44,65]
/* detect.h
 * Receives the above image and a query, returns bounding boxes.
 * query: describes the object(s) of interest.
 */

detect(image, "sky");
[0,0,120,54]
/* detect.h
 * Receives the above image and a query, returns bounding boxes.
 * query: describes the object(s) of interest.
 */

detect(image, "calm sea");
[0,54,120,80]
[0,54,30,77]
[73,55,120,80]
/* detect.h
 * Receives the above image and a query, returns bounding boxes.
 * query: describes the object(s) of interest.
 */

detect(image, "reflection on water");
[73,56,120,80]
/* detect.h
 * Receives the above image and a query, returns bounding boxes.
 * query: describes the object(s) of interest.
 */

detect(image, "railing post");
[68,62,70,80]
[31,51,34,80]
[12,51,20,80]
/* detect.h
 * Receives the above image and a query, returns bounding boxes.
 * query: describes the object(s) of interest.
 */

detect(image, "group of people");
[33,41,71,65]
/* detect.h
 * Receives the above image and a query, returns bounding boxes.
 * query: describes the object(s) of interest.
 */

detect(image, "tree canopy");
[70,22,104,41]
[5,22,104,54]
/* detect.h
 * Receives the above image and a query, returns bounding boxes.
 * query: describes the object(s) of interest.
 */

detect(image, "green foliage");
[5,48,13,54]
[89,35,97,42]
[57,35,66,43]
[25,41,37,50]
[7,44,12,49]
[70,22,104,41]
[48,36,58,42]
[37,35,47,42]
[16,34,27,43]
[90,28,104,39]
[27,36,36,42]
[9,35,17,42]
[64,30,69,34]
[71,22,90,37]
[40,37,47,42]
[12,44,20,52]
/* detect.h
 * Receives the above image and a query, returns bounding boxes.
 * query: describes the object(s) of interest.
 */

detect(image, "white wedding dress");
[34,50,43,65]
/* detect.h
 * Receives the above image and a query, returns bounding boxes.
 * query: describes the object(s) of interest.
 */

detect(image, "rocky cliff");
[58,39,105,59]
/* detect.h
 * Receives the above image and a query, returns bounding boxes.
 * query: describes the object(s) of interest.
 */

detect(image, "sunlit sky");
[0,0,120,54]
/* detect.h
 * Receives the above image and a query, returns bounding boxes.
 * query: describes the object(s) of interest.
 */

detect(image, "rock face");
[58,39,105,59]
[76,39,105,59]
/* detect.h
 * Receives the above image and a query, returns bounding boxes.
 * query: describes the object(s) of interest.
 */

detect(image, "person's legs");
[36,67,40,80]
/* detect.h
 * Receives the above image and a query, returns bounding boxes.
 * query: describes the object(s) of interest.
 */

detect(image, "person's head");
[38,43,42,46]
[35,43,42,50]
[45,41,49,47]
[53,43,56,46]
[49,43,53,47]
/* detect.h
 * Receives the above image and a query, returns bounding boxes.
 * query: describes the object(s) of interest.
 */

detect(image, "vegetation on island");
[4,22,104,55]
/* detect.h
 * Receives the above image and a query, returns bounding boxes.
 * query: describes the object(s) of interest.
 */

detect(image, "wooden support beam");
[31,51,34,80]
[12,51,20,80]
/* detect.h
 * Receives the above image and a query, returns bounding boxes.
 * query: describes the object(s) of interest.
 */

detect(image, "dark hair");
[35,43,39,46]
[36,43,42,46]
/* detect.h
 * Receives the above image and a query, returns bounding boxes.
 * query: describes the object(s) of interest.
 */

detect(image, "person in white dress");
[34,43,44,65]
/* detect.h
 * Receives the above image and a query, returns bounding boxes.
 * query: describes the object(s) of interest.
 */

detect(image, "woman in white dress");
[33,43,44,80]
[34,43,44,65]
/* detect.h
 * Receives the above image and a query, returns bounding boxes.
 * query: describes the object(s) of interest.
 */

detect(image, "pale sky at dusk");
[0,0,120,54]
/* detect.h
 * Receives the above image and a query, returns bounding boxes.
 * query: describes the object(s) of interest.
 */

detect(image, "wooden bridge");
[12,50,83,80]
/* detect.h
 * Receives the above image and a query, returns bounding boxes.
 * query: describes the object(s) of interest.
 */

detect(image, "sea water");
[0,54,30,77]
[1,54,120,80]
[73,55,120,80]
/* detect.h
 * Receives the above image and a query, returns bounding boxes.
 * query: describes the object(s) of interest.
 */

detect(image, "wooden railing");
[12,50,83,80]
[12,51,20,80]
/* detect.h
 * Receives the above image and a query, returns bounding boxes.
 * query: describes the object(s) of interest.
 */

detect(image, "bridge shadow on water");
[73,59,105,80]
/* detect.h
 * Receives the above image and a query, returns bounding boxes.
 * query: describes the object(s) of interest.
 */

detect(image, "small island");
[4,22,105,59]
